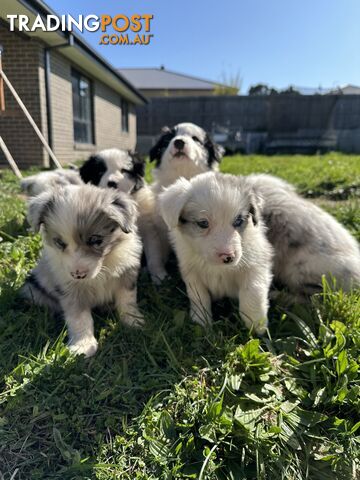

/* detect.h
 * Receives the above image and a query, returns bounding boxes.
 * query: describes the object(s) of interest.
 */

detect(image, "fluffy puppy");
[21,168,83,196]
[79,148,145,193]
[159,172,273,334]
[150,122,224,190]
[22,185,144,357]
[79,148,167,284]
[149,123,225,279]
[247,173,360,294]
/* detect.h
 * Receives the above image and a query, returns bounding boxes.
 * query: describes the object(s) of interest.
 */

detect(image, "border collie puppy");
[22,185,144,357]
[247,173,360,294]
[149,123,225,279]
[79,148,145,194]
[79,148,167,284]
[150,122,224,190]
[159,172,273,334]
[21,168,83,197]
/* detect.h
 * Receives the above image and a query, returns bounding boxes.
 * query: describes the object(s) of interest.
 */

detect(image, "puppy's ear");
[129,151,146,178]
[248,192,263,226]
[79,155,106,185]
[108,192,138,234]
[204,134,225,167]
[27,190,54,232]
[20,177,33,195]
[159,177,192,229]
[149,127,175,165]
[149,139,163,164]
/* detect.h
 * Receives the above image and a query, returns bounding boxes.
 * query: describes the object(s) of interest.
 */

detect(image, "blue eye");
[87,235,103,247]
[54,237,67,250]
[233,215,244,228]
[196,219,209,229]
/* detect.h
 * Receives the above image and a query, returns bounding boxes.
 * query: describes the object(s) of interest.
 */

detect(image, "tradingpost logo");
[7,14,154,46]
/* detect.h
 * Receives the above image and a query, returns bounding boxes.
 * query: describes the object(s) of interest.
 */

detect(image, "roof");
[330,84,360,95]
[289,85,360,95]
[119,67,219,91]
[0,0,146,105]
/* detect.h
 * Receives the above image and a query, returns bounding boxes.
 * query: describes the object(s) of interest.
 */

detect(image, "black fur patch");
[149,128,176,167]
[204,133,223,167]
[249,203,258,226]
[79,155,107,185]
[123,152,146,193]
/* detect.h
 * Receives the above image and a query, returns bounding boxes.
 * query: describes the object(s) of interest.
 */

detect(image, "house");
[328,84,360,95]
[119,66,221,98]
[0,0,146,169]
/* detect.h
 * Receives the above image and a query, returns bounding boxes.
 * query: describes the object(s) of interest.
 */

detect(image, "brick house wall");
[0,24,47,167]
[0,24,137,169]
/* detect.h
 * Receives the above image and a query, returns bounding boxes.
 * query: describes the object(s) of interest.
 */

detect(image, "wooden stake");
[0,64,62,169]
[0,136,22,178]
[0,46,5,111]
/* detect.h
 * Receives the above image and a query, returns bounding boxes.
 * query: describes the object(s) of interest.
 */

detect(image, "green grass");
[0,153,359,479]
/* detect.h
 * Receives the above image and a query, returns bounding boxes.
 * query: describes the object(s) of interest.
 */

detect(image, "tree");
[214,71,242,95]
[248,84,278,96]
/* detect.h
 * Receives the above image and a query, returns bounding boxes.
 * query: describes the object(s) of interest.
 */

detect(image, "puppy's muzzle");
[218,252,235,264]
[71,269,88,280]
[174,139,185,151]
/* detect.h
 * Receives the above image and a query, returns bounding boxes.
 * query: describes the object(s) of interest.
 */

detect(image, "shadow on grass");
[0,262,315,479]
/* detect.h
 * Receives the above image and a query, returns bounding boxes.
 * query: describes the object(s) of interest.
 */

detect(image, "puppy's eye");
[87,235,103,247]
[233,215,244,228]
[54,237,67,250]
[196,219,209,229]
[192,136,201,144]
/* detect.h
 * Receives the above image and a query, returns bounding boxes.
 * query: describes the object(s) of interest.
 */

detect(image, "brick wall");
[0,24,47,168]
[0,24,137,169]
[49,51,136,165]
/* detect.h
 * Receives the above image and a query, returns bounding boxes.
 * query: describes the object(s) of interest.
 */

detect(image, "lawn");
[0,153,359,480]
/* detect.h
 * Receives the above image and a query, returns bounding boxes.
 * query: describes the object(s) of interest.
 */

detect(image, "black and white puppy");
[23,185,144,357]
[79,148,167,284]
[79,148,145,194]
[149,122,225,279]
[150,122,224,190]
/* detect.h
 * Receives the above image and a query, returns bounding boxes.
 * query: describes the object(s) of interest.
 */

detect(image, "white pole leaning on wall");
[0,46,62,169]
[0,136,22,178]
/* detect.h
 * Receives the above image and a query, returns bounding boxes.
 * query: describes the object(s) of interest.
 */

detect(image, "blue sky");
[48,0,360,93]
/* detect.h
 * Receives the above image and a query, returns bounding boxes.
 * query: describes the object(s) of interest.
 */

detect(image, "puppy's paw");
[68,335,98,357]
[121,308,145,328]
[251,319,268,336]
[190,309,213,328]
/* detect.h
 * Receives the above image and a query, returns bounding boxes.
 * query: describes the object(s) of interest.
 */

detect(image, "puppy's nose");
[174,139,185,150]
[107,180,118,189]
[218,252,235,264]
[71,270,88,279]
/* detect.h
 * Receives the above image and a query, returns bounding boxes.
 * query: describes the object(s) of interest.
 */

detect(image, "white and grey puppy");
[20,168,83,196]
[149,122,225,280]
[247,173,360,294]
[22,184,144,357]
[79,148,167,284]
[159,172,273,334]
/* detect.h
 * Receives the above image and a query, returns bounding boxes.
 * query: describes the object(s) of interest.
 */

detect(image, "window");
[71,70,94,144]
[121,97,129,133]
